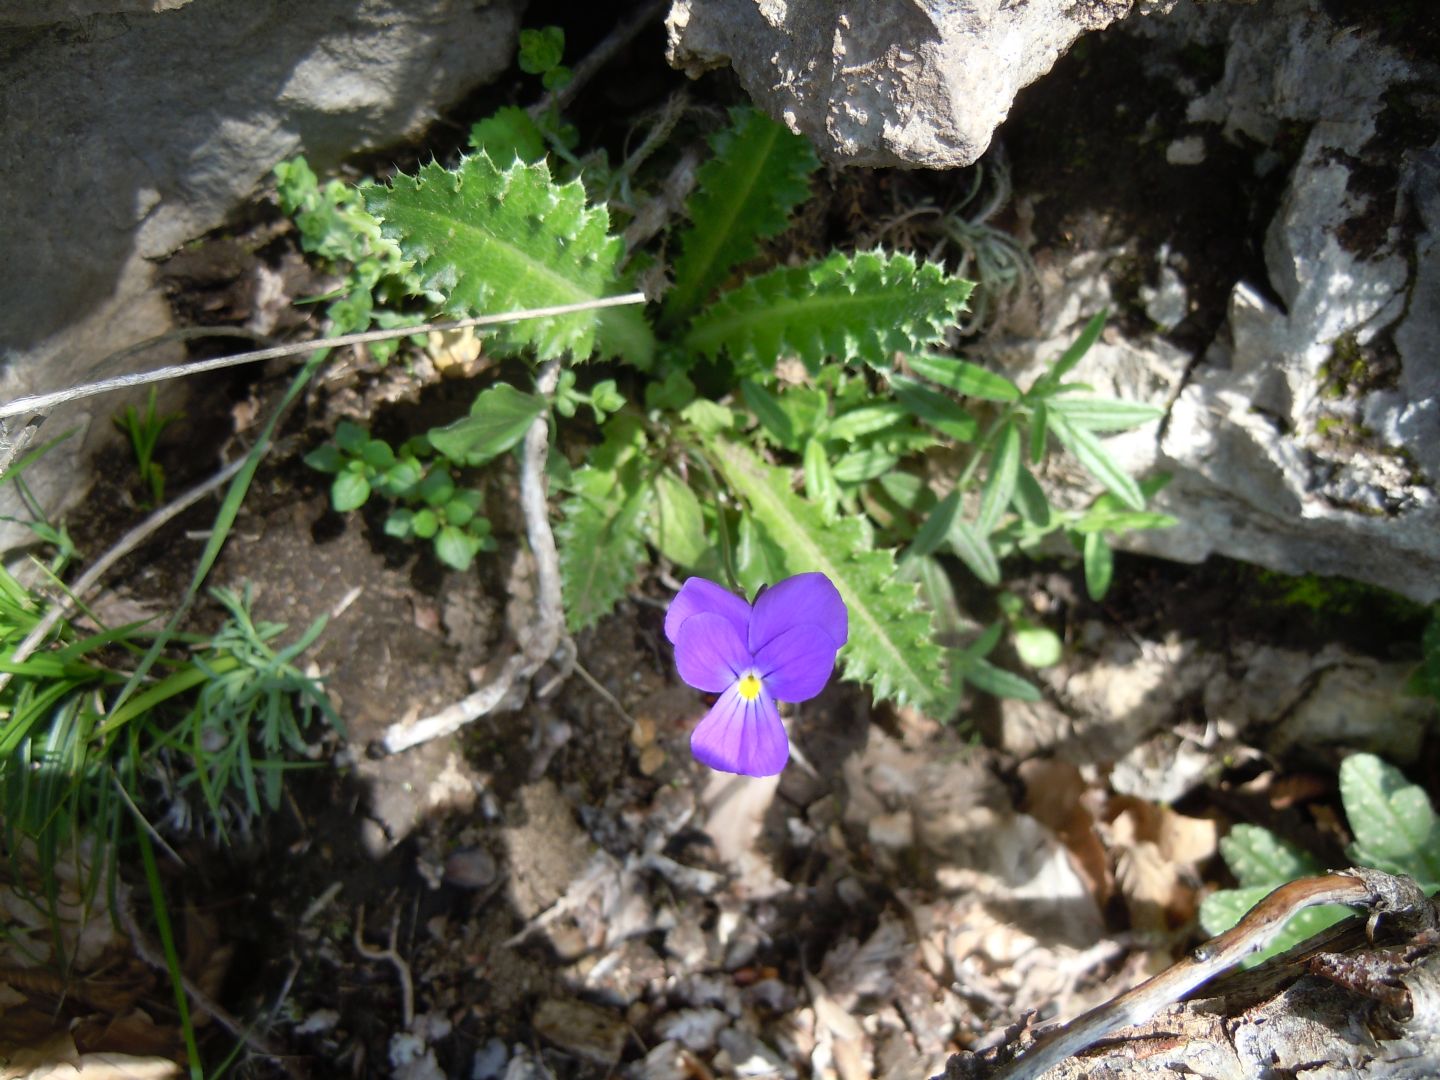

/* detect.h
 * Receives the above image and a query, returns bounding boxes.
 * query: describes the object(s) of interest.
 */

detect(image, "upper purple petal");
[665,577,752,646]
[753,623,839,703]
[748,572,848,654]
[673,612,751,694]
[689,683,789,777]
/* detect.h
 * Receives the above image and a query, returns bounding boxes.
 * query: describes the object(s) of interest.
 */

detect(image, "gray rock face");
[992,0,1440,603]
[0,0,521,531]
[666,0,1156,169]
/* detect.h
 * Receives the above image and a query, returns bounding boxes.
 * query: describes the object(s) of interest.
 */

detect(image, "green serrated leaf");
[1047,411,1146,511]
[518,26,564,74]
[557,461,652,632]
[664,107,819,323]
[978,421,1021,535]
[364,153,652,363]
[1048,397,1165,432]
[890,375,979,442]
[712,440,945,710]
[1083,530,1114,601]
[909,354,1020,402]
[1340,754,1440,884]
[412,508,439,539]
[468,105,547,164]
[686,250,972,373]
[647,469,708,568]
[947,518,1000,586]
[427,384,546,467]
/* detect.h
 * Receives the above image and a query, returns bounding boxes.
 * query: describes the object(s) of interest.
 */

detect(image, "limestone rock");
[666,0,1156,169]
[0,0,522,535]
[987,0,1440,602]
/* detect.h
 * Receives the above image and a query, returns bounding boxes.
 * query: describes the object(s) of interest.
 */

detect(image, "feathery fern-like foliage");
[662,107,819,325]
[712,439,945,710]
[684,250,972,373]
[363,152,653,364]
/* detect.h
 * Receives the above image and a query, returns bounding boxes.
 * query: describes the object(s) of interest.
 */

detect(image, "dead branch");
[354,903,415,1031]
[378,359,569,753]
[947,869,1438,1080]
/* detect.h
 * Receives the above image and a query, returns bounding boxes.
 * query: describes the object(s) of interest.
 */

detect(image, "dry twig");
[987,868,1437,1080]
[353,903,415,1031]
[379,360,569,753]
[0,294,645,421]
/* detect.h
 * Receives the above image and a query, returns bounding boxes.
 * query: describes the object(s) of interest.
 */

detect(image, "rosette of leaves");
[303,383,551,572]
[1200,754,1440,967]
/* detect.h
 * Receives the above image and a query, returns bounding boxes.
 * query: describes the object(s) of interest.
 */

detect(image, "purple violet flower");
[665,573,848,777]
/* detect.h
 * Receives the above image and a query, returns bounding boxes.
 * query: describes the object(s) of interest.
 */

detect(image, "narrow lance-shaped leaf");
[1047,411,1146,511]
[909,354,1021,402]
[663,107,819,325]
[686,250,972,374]
[1032,310,1107,396]
[712,440,945,710]
[890,374,978,442]
[1083,531,1114,601]
[906,490,960,561]
[1047,397,1166,432]
[947,517,1000,587]
[977,421,1021,535]
[364,152,653,364]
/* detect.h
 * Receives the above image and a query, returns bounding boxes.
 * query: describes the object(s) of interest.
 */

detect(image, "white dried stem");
[379,360,570,754]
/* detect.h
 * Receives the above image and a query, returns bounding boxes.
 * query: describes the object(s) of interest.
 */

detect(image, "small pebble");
[444,847,498,889]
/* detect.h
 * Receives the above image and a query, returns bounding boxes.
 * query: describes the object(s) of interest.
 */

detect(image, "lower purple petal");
[689,683,789,777]
[748,572,848,653]
[665,577,752,646]
[674,612,751,694]
[753,623,838,702]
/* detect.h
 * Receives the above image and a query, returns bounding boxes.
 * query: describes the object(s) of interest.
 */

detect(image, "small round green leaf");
[331,471,370,512]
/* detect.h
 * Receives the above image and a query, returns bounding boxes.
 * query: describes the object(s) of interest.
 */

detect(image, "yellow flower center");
[737,673,763,701]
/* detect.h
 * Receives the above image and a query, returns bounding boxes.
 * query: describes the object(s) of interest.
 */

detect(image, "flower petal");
[748,572,848,653]
[673,612,751,693]
[753,623,839,702]
[689,683,789,777]
[664,576,751,646]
